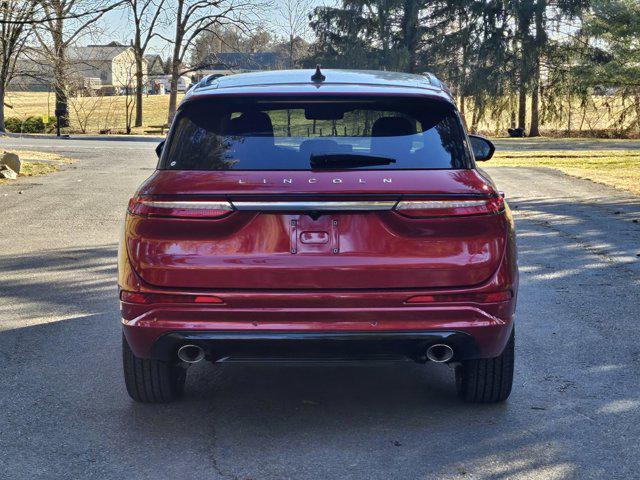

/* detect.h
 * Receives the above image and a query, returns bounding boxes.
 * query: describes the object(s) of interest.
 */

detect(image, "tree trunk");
[529,60,541,136]
[459,96,470,131]
[634,91,640,133]
[566,92,572,134]
[401,0,419,73]
[168,48,181,123]
[470,105,479,134]
[0,86,5,132]
[167,6,184,124]
[529,0,545,137]
[516,4,533,133]
[517,11,528,131]
[378,9,390,68]
[168,68,179,123]
[168,57,181,123]
[52,25,69,128]
[289,34,294,68]
[458,44,467,126]
[134,49,144,128]
[518,81,527,131]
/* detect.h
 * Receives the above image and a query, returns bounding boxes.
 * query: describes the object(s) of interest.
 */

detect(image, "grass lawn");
[491,149,640,195]
[0,150,74,185]
[4,91,184,135]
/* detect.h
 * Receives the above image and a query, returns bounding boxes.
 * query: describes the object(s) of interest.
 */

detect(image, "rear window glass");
[160,97,472,170]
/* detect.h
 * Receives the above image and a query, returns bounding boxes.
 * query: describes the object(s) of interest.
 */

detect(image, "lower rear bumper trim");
[150,330,480,363]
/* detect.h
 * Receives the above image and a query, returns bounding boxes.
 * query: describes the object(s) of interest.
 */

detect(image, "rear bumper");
[121,294,515,361]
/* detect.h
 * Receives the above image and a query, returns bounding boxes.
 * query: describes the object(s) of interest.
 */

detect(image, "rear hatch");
[125,94,507,290]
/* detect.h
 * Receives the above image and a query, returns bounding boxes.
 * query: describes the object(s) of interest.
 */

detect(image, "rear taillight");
[120,291,224,304]
[128,197,233,219]
[406,291,512,304]
[395,197,504,218]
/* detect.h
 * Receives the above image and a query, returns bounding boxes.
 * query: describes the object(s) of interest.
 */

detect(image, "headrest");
[229,111,274,137]
[371,116,416,137]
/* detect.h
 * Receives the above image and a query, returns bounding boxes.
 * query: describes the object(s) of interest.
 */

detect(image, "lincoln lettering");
[237,178,393,185]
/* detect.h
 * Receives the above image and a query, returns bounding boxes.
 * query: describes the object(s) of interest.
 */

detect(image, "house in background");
[67,43,147,89]
[10,41,147,92]
[193,51,287,81]
[144,54,165,76]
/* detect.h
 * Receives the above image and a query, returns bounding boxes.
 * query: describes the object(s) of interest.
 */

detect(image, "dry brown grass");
[4,91,184,135]
[0,150,74,185]
[6,90,638,137]
[467,95,639,137]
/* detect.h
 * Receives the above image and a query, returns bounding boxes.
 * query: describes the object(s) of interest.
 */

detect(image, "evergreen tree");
[578,0,640,131]
[305,0,594,135]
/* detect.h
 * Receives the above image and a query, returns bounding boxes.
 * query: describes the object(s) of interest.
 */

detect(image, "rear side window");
[160,97,472,170]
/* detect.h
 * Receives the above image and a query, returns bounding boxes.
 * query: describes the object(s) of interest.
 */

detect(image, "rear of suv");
[119,69,518,404]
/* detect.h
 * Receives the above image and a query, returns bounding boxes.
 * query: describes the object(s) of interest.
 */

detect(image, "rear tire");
[122,334,186,403]
[455,330,514,403]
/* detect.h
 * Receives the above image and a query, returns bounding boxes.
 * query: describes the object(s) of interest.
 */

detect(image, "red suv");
[119,69,518,404]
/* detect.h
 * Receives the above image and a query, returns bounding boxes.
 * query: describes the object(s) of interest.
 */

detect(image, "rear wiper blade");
[310,153,396,169]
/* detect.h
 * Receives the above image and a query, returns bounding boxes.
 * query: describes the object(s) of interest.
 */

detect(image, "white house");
[66,44,147,89]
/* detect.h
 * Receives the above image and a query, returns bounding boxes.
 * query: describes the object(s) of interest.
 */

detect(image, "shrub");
[22,116,46,133]
[4,117,22,133]
[3,116,59,134]
[44,116,57,133]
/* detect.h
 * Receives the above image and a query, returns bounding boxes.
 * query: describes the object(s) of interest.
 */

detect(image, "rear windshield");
[160,97,472,170]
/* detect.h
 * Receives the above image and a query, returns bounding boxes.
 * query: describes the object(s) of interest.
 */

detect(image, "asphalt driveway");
[0,136,639,479]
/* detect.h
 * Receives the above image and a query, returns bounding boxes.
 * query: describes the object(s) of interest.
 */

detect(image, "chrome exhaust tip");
[177,344,205,364]
[426,344,454,363]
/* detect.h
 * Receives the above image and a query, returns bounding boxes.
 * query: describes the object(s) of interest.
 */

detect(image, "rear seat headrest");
[371,116,416,137]
[229,111,274,137]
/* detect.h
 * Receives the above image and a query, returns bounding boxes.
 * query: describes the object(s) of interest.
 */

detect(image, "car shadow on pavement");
[0,244,118,325]
[1,192,640,480]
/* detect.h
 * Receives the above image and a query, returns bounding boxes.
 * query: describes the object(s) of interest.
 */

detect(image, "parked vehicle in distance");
[150,74,192,93]
[119,68,518,403]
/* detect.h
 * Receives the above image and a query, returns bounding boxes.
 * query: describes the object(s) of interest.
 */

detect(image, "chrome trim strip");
[140,201,234,210]
[396,200,487,209]
[231,201,396,211]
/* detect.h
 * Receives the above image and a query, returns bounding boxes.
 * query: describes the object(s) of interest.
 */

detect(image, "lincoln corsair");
[119,68,518,403]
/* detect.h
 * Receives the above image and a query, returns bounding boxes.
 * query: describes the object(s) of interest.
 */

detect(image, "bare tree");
[162,0,257,122]
[272,0,312,136]
[273,0,313,68]
[0,0,37,132]
[127,0,166,127]
[1,2,127,25]
[122,60,136,133]
[189,26,275,71]
[68,89,103,133]
[33,0,124,128]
